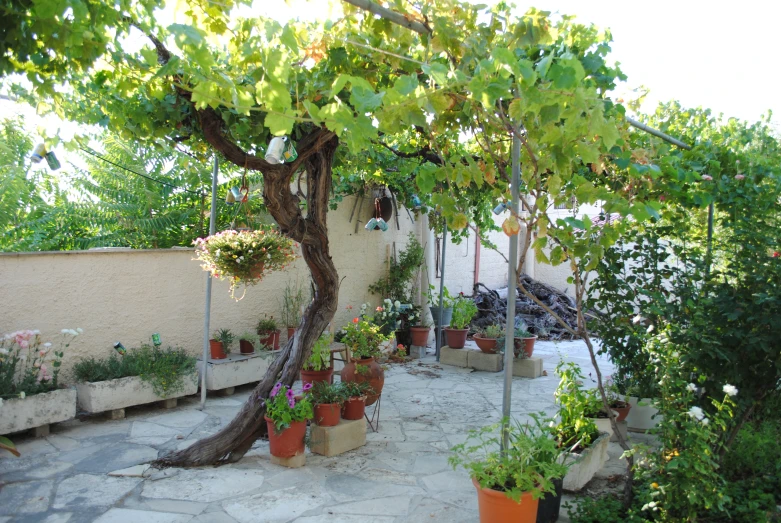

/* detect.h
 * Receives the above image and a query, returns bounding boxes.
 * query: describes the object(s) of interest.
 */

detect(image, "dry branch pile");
[471,275,580,340]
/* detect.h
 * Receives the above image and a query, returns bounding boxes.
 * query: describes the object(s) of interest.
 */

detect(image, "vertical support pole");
[200,156,219,410]
[501,127,521,453]
[435,221,447,361]
[706,201,714,275]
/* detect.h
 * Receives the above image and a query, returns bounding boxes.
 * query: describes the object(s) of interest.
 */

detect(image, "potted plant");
[444,295,478,349]
[473,324,503,354]
[339,318,388,406]
[193,227,298,299]
[604,377,632,422]
[0,329,77,437]
[410,315,432,347]
[238,332,256,355]
[309,381,344,427]
[427,284,455,326]
[264,382,313,459]
[513,325,537,358]
[301,333,333,386]
[449,417,568,523]
[394,303,419,351]
[210,329,234,359]
[339,381,371,420]
[256,316,280,351]
[280,279,307,339]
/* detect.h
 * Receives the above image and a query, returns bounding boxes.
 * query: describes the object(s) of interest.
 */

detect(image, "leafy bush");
[449,296,478,329]
[303,334,331,371]
[74,345,196,397]
[552,361,601,451]
[566,495,647,523]
[368,233,424,303]
[340,319,388,359]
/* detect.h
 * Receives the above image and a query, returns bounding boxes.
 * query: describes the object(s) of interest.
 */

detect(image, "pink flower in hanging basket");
[701,174,713,181]
[735,174,746,180]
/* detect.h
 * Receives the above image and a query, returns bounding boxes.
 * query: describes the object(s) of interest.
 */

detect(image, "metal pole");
[705,201,714,274]
[200,156,219,409]
[626,117,692,151]
[501,127,521,453]
[435,221,447,361]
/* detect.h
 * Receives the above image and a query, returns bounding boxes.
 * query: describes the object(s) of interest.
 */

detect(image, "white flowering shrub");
[0,329,78,401]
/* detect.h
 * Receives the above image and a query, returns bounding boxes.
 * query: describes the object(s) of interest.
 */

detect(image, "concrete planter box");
[76,374,198,414]
[0,388,77,435]
[625,396,661,432]
[561,432,610,491]
[198,352,273,393]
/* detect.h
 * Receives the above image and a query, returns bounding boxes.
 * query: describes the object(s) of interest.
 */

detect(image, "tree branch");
[342,0,431,35]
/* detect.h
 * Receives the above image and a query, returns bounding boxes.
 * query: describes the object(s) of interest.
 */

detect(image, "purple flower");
[286,388,295,400]
[288,397,296,408]
[302,383,313,392]
[270,382,282,397]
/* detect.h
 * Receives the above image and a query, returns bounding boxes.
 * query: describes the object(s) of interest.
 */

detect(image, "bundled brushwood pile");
[471,276,581,340]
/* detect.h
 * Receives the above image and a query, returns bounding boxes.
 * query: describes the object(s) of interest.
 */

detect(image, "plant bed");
[76,374,198,414]
[0,388,77,436]
[198,351,273,392]
[561,432,610,491]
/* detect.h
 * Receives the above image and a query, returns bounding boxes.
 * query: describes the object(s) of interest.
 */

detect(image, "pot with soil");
[209,328,233,359]
[301,368,333,386]
[209,339,226,359]
[445,295,478,349]
[310,382,343,427]
[473,479,539,522]
[339,381,370,420]
[264,416,307,458]
[610,400,632,422]
[256,315,280,351]
[410,326,431,346]
[341,357,384,406]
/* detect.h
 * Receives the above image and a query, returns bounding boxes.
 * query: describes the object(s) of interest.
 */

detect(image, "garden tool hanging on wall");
[365,191,391,231]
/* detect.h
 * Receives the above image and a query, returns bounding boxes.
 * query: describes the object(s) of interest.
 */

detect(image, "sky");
[3,0,779,168]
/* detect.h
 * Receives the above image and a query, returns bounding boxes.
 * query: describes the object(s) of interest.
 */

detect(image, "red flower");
[774,251,780,258]
[353,317,359,323]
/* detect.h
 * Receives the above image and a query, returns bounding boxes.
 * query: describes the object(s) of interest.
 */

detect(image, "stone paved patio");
[0,340,634,523]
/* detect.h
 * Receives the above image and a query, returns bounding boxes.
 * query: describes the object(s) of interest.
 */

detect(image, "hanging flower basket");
[194,227,298,298]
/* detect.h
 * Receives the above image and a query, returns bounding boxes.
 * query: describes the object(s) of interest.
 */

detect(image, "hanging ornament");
[31,144,46,163]
[265,136,287,164]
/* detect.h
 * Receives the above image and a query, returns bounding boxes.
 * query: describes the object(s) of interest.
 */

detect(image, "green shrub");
[566,495,647,523]
[74,345,196,397]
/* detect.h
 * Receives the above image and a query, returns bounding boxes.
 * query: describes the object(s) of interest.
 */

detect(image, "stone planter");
[76,374,198,414]
[198,352,273,394]
[589,411,618,439]
[561,432,610,491]
[0,388,77,436]
[626,396,661,432]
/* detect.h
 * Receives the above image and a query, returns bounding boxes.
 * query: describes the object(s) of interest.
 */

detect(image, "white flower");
[701,417,710,426]
[43,343,52,348]
[632,315,643,324]
[33,329,40,335]
[394,300,401,309]
[384,298,391,304]
[723,384,738,397]
[19,392,25,399]
[646,324,655,334]
[672,351,679,358]
[687,406,705,421]
[548,421,556,428]
[686,383,697,392]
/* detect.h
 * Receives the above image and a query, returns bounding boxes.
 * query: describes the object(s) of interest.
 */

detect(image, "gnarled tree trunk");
[155,128,340,467]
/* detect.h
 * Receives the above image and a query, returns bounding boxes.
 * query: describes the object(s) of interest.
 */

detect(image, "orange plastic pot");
[314,403,340,426]
[473,479,539,523]
[258,330,280,351]
[513,337,537,358]
[209,339,227,359]
[341,396,366,420]
[611,402,632,422]
[301,367,333,387]
[473,335,498,353]
[444,328,469,349]
[410,326,430,346]
[264,416,306,458]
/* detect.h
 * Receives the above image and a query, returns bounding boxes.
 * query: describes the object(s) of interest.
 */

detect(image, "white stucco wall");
[0,195,417,381]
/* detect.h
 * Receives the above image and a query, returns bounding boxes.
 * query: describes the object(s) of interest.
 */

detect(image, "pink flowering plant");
[193,226,298,297]
[0,328,78,401]
[264,382,313,432]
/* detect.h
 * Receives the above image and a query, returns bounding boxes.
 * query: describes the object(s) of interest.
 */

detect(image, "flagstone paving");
[0,340,637,522]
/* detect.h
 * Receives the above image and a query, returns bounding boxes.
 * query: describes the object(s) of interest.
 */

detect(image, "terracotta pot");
[611,401,632,422]
[209,339,226,359]
[300,367,333,387]
[444,327,469,349]
[340,357,384,406]
[314,403,340,427]
[239,339,255,354]
[473,335,498,353]
[473,478,539,523]
[250,262,265,279]
[410,326,430,346]
[258,330,280,351]
[264,416,306,458]
[287,327,296,339]
[513,336,537,358]
[341,396,366,420]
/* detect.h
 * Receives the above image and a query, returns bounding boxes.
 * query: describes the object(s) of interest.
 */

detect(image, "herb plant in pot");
[339,381,371,420]
[513,325,537,358]
[256,316,280,351]
[427,284,454,326]
[238,332,256,354]
[473,324,503,354]
[301,334,333,386]
[264,382,313,459]
[444,295,478,349]
[309,381,343,427]
[449,418,568,523]
[339,318,388,406]
[210,329,233,359]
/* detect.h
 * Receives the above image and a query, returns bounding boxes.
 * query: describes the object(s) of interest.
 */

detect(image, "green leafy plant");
[514,326,534,339]
[552,361,601,451]
[74,345,196,397]
[309,381,345,406]
[339,381,371,399]
[449,416,568,502]
[341,318,388,359]
[194,227,297,297]
[303,333,331,371]
[265,382,313,432]
[239,332,256,342]
[449,296,478,329]
[213,329,234,352]
[368,233,424,303]
[256,316,278,334]
[360,299,403,336]
[480,324,504,338]
[0,328,74,400]
[280,280,308,328]
[427,284,455,308]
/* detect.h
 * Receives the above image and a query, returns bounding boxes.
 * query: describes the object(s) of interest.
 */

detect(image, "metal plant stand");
[364,394,382,432]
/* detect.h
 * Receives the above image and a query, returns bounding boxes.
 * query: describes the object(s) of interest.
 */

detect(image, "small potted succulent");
[264,382,313,459]
[513,325,537,358]
[210,329,234,359]
[444,295,478,349]
[238,332,256,354]
[473,324,503,354]
[339,318,388,406]
[309,381,344,427]
[338,381,371,420]
[256,316,280,351]
[449,417,568,523]
[301,333,333,386]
